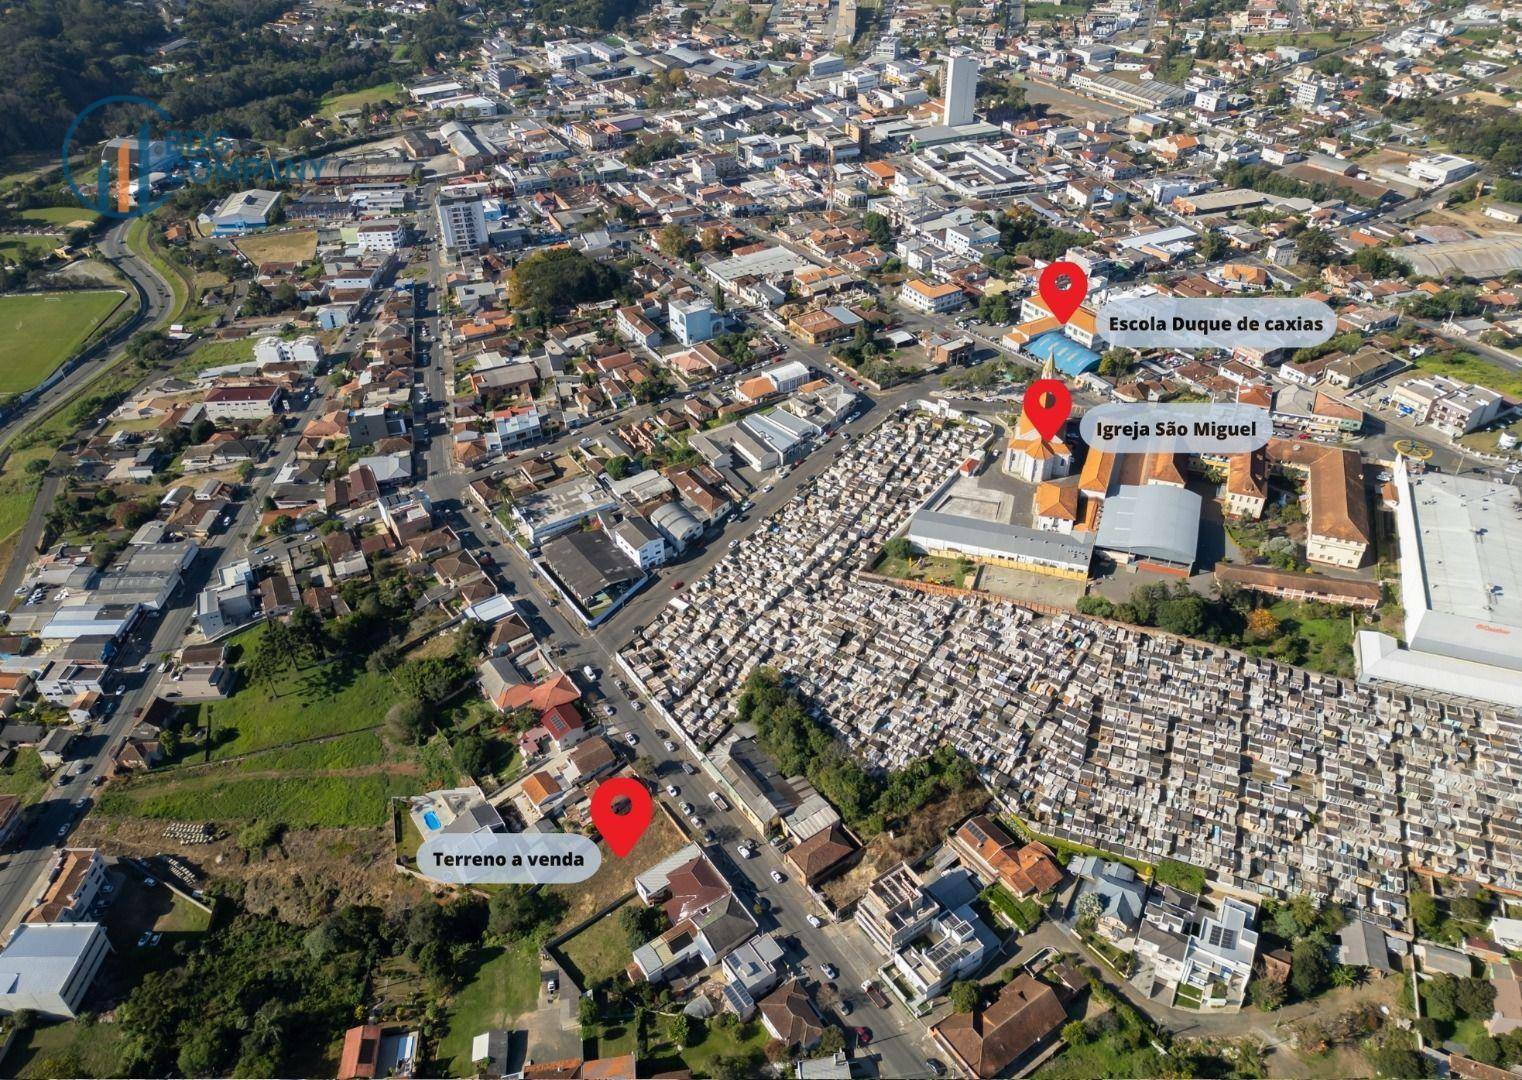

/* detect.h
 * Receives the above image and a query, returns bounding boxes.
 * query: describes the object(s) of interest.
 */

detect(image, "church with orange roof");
[1002,359,1074,484]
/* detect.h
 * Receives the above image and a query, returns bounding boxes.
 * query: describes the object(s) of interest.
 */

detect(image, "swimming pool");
[423,810,441,830]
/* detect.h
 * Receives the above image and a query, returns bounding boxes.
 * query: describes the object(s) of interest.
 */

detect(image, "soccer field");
[0,289,127,394]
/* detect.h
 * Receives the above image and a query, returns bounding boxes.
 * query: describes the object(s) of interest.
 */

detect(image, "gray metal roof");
[1094,484,1202,567]
[906,510,1094,569]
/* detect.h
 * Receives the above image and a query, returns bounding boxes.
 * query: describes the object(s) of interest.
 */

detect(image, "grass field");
[0,748,51,806]
[1414,347,1522,399]
[178,335,257,376]
[0,290,125,393]
[551,809,689,932]
[561,900,638,985]
[435,943,540,1076]
[97,771,416,828]
[320,81,403,118]
[185,623,396,760]
[0,233,60,263]
[235,229,317,265]
[18,206,99,228]
[5,1019,127,1079]
[642,1017,770,1077]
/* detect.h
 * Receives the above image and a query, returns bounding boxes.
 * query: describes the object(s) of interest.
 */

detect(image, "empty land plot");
[0,290,126,393]
[235,229,317,265]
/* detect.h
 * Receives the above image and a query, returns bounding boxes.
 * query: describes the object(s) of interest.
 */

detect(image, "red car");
[854,1027,872,1046]
[670,580,685,591]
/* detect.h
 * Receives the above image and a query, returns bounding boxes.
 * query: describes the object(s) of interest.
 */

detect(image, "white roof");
[0,922,104,996]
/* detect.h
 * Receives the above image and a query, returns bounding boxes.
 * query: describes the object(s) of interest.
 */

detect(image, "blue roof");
[1024,330,1101,377]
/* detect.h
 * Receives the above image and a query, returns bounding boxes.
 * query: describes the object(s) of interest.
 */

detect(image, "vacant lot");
[0,233,59,264]
[320,81,402,117]
[0,747,51,806]
[185,623,395,760]
[561,899,638,985]
[235,229,317,265]
[551,807,690,931]
[178,336,257,376]
[0,290,125,393]
[98,770,419,829]
[1414,347,1522,398]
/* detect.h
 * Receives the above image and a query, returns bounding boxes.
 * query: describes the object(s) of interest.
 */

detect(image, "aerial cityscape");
[0,0,1521,1076]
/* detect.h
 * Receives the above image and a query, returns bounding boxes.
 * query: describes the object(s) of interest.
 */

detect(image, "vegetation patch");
[0,290,126,394]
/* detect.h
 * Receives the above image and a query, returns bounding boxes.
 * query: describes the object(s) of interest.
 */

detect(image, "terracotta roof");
[523,770,562,806]
[1034,481,1079,521]
[786,823,858,884]
[1143,452,1187,487]
[495,672,582,713]
[338,1024,382,1080]
[932,973,1067,1078]
[1078,449,1116,496]
[759,978,824,1048]
[1308,447,1371,546]
[1226,451,1267,500]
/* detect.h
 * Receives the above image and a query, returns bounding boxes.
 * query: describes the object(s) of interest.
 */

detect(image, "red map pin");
[590,777,654,859]
[1038,260,1089,325]
[1023,379,1071,442]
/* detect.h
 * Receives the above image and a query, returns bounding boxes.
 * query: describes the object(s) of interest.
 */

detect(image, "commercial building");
[0,922,111,1019]
[436,195,488,253]
[943,53,978,126]
[203,384,282,421]
[203,188,282,235]
[1357,459,1522,709]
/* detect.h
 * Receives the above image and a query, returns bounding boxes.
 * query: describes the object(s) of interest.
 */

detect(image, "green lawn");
[642,1017,770,1077]
[1413,348,1522,399]
[561,901,638,985]
[0,233,60,263]
[320,81,403,117]
[97,771,418,828]
[4,1019,127,1079]
[187,623,396,760]
[435,943,540,1077]
[0,290,126,393]
[125,215,190,325]
[177,336,256,376]
[0,747,51,806]
[1239,29,1376,50]
[227,730,386,773]
[17,206,99,228]
[981,883,1042,932]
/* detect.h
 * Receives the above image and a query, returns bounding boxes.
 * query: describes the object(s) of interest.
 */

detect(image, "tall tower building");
[943,53,978,127]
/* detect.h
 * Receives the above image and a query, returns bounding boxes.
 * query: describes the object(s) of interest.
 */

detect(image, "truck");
[708,791,731,813]
[862,981,890,1009]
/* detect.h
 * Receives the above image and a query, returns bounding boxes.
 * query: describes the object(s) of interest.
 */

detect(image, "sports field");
[0,289,126,394]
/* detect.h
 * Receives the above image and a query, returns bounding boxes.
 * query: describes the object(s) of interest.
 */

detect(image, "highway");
[0,218,177,454]
[0,350,333,937]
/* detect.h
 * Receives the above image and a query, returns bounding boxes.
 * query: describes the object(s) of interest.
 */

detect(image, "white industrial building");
[1356,458,1522,708]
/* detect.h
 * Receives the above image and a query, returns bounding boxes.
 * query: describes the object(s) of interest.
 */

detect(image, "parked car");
[665,784,680,798]
[821,963,838,980]
[807,914,823,929]
[624,732,638,746]
[770,869,785,884]
[663,739,676,752]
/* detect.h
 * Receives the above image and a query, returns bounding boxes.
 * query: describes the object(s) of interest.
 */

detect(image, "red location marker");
[1038,260,1089,325]
[1023,379,1071,442]
[590,777,654,859]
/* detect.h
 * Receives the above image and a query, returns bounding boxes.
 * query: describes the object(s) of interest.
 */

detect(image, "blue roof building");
[1024,330,1101,377]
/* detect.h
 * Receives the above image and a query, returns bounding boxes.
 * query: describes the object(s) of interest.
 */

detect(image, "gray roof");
[1338,919,1393,971]
[540,530,643,605]
[1094,484,1202,567]
[907,510,1094,570]
[0,922,105,997]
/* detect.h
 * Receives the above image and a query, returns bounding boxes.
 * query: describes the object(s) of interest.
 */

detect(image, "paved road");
[0,359,332,936]
[0,219,176,453]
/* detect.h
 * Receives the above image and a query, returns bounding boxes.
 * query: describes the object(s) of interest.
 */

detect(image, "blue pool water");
[423,810,441,830]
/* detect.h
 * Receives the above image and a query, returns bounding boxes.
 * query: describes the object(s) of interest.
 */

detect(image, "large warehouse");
[1356,458,1522,708]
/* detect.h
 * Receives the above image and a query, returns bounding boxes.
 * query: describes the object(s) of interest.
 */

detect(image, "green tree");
[949,980,981,1013]
[657,223,692,260]
[452,734,490,778]
[1156,594,1207,637]
[385,698,430,745]
[1290,936,1331,999]
[863,210,893,247]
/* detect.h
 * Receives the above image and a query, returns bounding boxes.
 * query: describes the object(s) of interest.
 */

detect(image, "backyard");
[0,290,127,394]
[434,942,540,1077]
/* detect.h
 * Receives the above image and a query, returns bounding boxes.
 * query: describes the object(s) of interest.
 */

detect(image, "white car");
[663,739,676,752]
[821,963,838,980]
[666,784,680,798]
[624,732,638,746]
[807,914,823,929]
[680,802,695,816]
[770,869,785,884]
[737,842,753,859]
